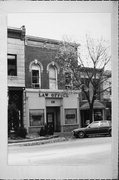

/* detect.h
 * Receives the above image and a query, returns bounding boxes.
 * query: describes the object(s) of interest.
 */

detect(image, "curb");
[8,135,59,143]
[8,136,67,146]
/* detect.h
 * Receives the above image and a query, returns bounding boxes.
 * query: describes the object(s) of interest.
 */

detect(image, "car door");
[99,121,110,134]
[86,121,100,135]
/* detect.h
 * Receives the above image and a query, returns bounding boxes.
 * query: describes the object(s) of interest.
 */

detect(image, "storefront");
[8,87,24,133]
[24,89,80,134]
[80,100,105,127]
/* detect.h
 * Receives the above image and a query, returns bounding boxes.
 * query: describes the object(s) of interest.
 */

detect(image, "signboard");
[66,114,75,119]
[39,92,68,98]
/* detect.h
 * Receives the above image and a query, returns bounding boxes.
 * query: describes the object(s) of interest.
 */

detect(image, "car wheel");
[78,131,85,138]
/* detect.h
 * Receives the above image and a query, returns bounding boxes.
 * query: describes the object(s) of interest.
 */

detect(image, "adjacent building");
[8,26,25,132]
[79,68,111,127]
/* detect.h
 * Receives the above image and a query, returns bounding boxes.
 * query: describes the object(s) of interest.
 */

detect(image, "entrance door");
[46,107,60,132]
[47,112,54,131]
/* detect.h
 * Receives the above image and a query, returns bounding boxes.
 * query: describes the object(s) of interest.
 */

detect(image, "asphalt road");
[8,136,112,178]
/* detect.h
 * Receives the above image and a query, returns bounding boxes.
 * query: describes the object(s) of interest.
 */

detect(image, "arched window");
[29,60,43,88]
[31,64,41,88]
[49,65,57,89]
[47,61,59,90]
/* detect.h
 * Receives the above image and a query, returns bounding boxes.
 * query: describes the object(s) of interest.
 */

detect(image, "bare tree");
[55,36,111,122]
[78,36,111,122]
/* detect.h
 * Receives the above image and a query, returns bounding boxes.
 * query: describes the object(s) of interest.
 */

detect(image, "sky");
[8,13,111,43]
[8,13,111,69]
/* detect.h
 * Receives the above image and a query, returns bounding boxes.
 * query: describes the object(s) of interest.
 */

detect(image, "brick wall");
[25,45,58,89]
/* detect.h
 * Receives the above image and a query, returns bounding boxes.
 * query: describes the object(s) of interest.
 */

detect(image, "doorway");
[46,107,60,132]
[8,88,23,133]
[47,112,54,131]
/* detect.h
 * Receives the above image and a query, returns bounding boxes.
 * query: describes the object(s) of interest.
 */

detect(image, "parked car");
[72,120,112,138]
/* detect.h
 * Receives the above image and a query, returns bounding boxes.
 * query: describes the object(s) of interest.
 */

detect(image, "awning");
[8,87,25,91]
[80,101,105,110]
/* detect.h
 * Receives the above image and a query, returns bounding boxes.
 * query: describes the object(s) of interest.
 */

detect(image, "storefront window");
[94,109,103,121]
[65,109,77,124]
[29,109,44,126]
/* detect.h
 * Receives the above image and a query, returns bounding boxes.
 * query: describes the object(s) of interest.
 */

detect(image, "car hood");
[73,127,87,132]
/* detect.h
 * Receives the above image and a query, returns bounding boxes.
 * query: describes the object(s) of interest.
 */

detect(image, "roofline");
[26,35,61,45]
[8,26,26,40]
[7,26,80,47]
[26,35,80,47]
[79,66,111,73]
[8,26,24,33]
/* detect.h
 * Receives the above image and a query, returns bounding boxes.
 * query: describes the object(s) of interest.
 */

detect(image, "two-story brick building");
[24,35,80,134]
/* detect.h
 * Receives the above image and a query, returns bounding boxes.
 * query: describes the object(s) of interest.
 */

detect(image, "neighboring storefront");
[80,100,105,127]
[8,26,25,133]
[24,89,80,133]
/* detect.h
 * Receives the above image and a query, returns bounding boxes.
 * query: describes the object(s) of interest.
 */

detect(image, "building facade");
[24,35,80,134]
[7,26,111,134]
[8,26,25,132]
[79,68,111,127]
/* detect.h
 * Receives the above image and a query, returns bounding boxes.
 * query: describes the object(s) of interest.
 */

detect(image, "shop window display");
[65,109,77,124]
[29,109,44,126]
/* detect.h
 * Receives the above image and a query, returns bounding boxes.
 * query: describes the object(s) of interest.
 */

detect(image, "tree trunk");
[89,104,93,123]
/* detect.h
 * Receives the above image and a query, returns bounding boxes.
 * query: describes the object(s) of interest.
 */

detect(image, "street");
[8,137,112,178]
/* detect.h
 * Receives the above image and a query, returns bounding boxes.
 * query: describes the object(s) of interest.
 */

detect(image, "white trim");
[47,62,59,90]
[29,60,43,88]
[47,61,60,74]
[29,59,43,72]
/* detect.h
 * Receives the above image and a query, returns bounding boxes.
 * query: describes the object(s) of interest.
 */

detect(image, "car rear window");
[100,121,110,127]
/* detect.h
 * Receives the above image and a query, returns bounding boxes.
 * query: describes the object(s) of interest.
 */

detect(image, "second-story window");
[65,71,72,89]
[31,64,41,88]
[8,54,17,76]
[49,65,57,90]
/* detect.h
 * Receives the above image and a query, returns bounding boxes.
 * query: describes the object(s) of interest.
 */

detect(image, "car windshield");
[88,122,100,128]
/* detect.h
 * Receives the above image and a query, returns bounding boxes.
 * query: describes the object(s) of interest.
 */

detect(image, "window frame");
[64,71,73,89]
[49,65,58,90]
[65,108,77,125]
[7,53,17,76]
[31,64,41,88]
[29,109,44,127]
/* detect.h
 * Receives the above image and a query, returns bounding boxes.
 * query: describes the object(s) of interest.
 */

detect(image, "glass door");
[47,112,54,132]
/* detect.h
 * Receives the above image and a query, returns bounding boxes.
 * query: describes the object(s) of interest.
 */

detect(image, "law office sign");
[39,91,69,98]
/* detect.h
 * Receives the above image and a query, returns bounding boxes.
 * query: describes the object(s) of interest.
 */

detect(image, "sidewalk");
[8,132,73,146]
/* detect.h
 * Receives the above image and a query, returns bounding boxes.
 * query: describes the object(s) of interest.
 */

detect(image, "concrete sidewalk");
[8,133,73,146]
